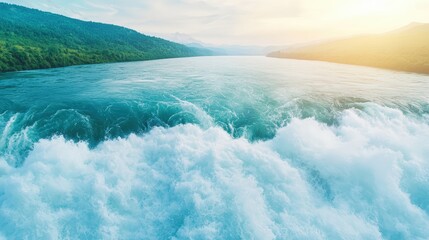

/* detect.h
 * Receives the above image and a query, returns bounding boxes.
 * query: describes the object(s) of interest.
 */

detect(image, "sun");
[348,0,390,16]
[362,0,388,12]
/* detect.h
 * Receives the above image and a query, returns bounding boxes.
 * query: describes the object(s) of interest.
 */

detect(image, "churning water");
[1,56,429,239]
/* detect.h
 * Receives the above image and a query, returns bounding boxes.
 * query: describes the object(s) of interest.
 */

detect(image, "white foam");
[1,105,429,239]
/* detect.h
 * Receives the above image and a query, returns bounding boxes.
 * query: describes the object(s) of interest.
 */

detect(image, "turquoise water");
[1,56,429,239]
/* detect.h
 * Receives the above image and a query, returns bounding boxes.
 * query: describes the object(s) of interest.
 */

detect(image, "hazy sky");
[3,0,429,45]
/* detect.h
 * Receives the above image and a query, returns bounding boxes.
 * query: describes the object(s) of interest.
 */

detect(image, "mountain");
[157,32,290,56]
[268,23,429,74]
[156,32,206,46]
[0,3,211,72]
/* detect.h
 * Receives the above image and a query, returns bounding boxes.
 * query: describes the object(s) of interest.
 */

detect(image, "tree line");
[0,3,210,72]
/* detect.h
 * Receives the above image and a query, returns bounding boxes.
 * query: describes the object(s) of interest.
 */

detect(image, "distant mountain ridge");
[0,3,211,72]
[268,23,429,74]
[157,32,289,56]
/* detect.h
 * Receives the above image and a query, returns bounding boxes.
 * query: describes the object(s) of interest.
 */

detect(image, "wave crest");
[1,105,429,239]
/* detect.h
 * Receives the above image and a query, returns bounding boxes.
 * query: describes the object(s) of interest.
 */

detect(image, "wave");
[2,98,429,166]
[1,104,429,239]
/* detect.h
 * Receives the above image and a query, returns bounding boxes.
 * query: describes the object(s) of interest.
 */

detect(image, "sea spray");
[1,105,429,239]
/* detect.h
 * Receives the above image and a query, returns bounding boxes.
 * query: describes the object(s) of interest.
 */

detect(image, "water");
[0,56,429,239]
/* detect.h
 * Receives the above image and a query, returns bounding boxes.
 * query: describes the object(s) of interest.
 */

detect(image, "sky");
[3,0,429,46]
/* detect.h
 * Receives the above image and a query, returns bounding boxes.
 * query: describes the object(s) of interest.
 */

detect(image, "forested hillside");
[0,3,211,72]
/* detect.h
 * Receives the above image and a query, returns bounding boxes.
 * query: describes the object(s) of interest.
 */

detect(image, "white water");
[1,104,428,239]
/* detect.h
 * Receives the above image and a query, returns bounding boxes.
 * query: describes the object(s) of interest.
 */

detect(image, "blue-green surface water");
[1,56,429,239]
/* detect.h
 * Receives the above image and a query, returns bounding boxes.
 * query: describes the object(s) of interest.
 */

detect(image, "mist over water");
[1,57,429,239]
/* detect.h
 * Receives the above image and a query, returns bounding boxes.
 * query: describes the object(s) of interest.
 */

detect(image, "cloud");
[3,0,429,45]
